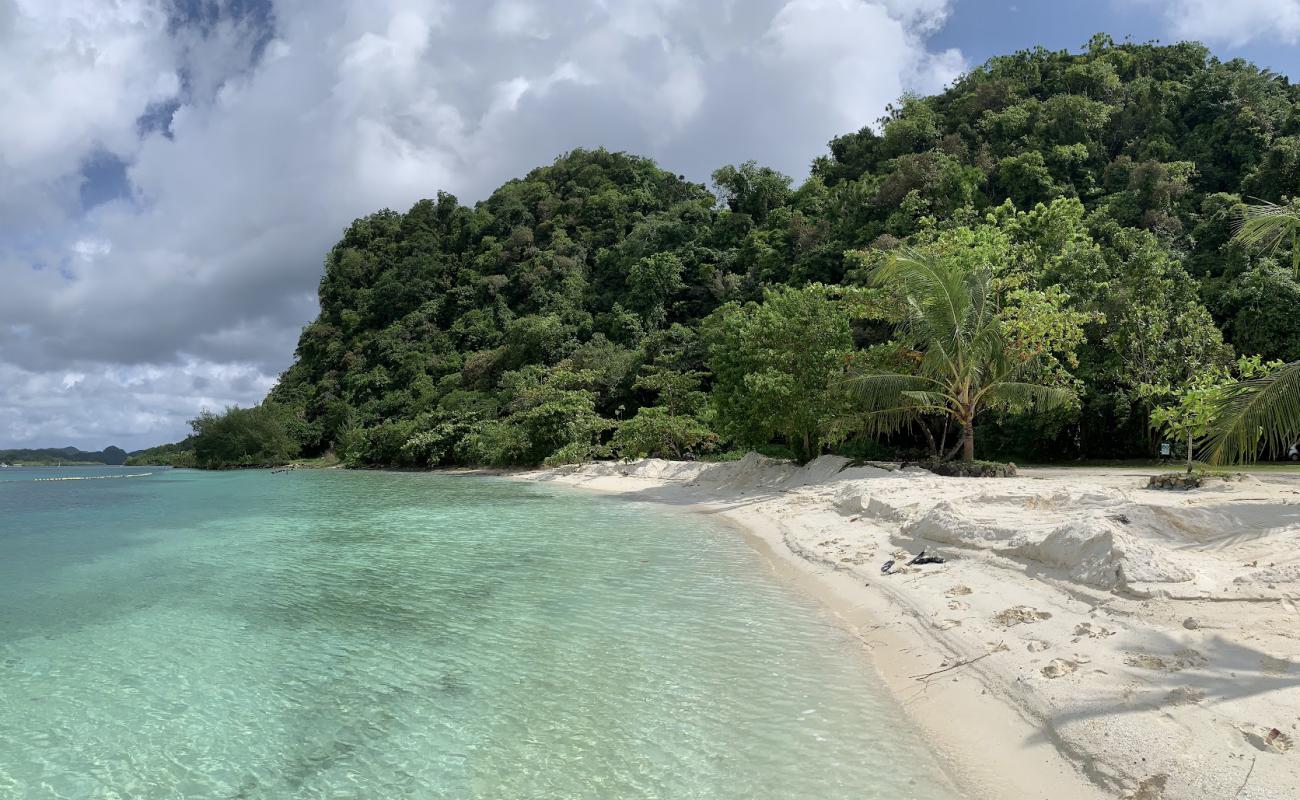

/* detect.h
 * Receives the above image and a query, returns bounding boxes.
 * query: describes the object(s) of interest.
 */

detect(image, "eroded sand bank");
[515,456,1300,800]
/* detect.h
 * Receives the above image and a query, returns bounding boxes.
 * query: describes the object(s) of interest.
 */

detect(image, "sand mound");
[900,501,1196,595]
[689,454,894,492]
[1008,521,1194,593]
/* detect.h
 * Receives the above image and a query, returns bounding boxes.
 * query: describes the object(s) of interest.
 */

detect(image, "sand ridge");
[517,455,1300,800]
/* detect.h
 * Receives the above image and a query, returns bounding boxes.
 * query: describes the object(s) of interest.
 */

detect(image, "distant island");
[0,446,129,467]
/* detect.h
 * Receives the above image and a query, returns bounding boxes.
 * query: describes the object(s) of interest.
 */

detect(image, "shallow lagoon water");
[0,467,955,799]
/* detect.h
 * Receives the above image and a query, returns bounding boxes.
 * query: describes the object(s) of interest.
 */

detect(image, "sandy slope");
[515,455,1300,800]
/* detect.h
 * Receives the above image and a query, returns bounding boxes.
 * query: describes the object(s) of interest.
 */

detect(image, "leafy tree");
[712,162,793,223]
[190,404,300,469]
[848,251,1074,461]
[1151,356,1280,471]
[703,285,857,462]
[612,407,719,459]
[1213,260,1300,361]
[458,367,612,465]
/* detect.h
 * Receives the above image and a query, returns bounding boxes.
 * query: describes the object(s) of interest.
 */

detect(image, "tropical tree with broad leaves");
[1198,201,1300,464]
[1203,360,1300,464]
[847,250,1074,462]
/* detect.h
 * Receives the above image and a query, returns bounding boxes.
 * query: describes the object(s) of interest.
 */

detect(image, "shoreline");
[511,456,1300,800]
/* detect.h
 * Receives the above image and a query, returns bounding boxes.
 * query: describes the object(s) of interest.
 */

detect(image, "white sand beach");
[516,456,1300,800]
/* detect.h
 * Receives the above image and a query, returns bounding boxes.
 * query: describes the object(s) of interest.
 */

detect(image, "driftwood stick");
[1235,755,1256,799]
[909,651,994,681]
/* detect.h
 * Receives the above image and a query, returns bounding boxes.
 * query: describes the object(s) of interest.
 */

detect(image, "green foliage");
[124,440,197,467]
[458,367,613,466]
[1205,359,1300,464]
[1,446,129,466]
[611,407,719,459]
[847,250,1074,462]
[704,284,857,462]
[189,404,300,469]
[1150,356,1280,469]
[1231,199,1300,276]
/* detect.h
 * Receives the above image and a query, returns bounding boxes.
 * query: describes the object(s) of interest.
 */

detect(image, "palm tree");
[1232,199,1300,278]
[847,250,1074,462]
[1203,360,1300,464]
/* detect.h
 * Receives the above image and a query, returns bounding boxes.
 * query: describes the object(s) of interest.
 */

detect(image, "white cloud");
[0,0,175,231]
[490,0,549,38]
[0,0,963,450]
[1159,0,1300,46]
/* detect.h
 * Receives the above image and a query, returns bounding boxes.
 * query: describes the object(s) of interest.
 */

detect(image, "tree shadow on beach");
[1024,631,1299,748]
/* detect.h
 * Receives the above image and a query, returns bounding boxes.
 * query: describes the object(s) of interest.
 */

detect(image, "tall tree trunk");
[962,423,975,462]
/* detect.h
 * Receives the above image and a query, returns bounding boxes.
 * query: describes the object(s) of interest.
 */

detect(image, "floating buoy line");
[9,472,155,483]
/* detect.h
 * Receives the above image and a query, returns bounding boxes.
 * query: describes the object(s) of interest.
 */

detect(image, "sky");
[4,0,1300,451]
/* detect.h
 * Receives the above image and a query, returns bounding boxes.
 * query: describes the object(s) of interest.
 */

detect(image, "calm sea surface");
[0,466,955,799]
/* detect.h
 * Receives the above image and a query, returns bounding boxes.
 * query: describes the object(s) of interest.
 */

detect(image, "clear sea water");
[0,466,956,799]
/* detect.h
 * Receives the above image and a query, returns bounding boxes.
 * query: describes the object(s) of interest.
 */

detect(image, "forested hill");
[182,36,1300,469]
[0,446,127,465]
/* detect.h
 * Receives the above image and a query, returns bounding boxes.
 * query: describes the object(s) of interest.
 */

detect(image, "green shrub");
[611,407,719,459]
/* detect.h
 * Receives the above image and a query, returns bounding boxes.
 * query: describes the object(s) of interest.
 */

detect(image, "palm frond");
[855,405,950,436]
[1231,200,1300,253]
[844,370,942,407]
[1203,360,1300,464]
[872,250,972,353]
[982,381,1075,412]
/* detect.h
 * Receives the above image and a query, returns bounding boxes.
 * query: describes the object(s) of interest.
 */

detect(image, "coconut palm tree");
[1199,200,1300,464]
[1232,199,1300,277]
[847,250,1074,462]
[1203,360,1300,464]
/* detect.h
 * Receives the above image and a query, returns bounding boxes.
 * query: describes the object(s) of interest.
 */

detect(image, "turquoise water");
[0,466,955,799]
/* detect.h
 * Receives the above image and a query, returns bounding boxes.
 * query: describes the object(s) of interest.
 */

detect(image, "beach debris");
[992,606,1052,627]
[1240,725,1292,754]
[920,460,1017,478]
[909,646,1003,681]
[1124,774,1169,800]
[1234,757,1256,799]
[1072,622,1115,639]
[1182,617,1200,630]
[1109,513,1131,525]
[880,559,896,574]
[906,548,947,566]
[1147,472,1204,490]
[1040,658,1078,679]
[945,585,972,596]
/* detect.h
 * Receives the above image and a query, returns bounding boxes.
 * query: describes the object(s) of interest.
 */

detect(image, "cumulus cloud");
[1158,0,1300,46]
[0,0,964,450]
